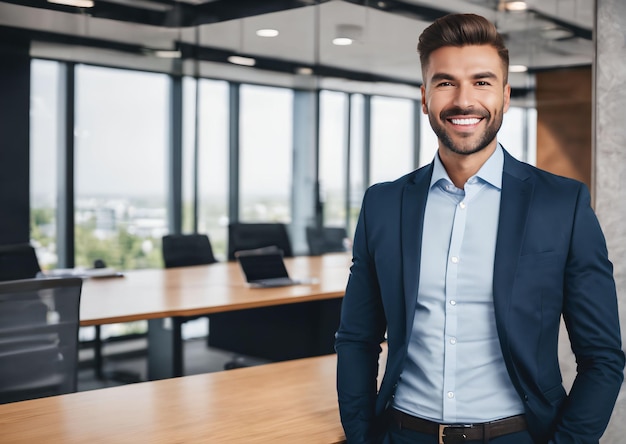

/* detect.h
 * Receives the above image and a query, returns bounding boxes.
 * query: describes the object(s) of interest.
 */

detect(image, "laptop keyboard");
[252,277,297,287]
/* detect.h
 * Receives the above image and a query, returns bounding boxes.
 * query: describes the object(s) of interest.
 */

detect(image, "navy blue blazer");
[335,149,624,444]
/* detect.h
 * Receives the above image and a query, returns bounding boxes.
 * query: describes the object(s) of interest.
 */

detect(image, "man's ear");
[421,84,428,114]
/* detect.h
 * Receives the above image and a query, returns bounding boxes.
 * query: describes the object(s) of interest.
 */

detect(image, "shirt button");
[451,256,459,264]
[450,300,457,306]
[450,337,457,345]
[447,391,454,399]
[459,202,466,209]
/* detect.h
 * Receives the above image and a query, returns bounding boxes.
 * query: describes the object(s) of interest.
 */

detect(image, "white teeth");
[450,118,480,125]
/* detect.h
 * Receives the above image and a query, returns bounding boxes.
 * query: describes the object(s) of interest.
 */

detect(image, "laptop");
[235,247,312,288]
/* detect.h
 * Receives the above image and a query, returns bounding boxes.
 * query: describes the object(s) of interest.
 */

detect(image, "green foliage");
[74,225,163,270]
[30,207,54,248]
[32,207,163,271]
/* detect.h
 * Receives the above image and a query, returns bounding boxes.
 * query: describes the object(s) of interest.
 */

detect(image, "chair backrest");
[0,277,82,404]
[162,233,218,268]
[228,223,293,261]
[0,243,42,282]
[306,226,348,256]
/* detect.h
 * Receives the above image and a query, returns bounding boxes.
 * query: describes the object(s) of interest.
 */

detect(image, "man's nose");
[453,84,474,108]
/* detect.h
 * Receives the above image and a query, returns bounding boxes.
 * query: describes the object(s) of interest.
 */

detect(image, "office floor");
[77,337,247,392]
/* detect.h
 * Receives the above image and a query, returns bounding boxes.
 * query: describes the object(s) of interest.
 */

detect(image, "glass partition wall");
[30,60,537,269]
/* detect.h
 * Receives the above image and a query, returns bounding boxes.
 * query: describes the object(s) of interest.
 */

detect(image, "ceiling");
[0,0,594,98]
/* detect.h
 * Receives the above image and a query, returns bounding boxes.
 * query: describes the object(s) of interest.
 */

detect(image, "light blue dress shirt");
[393,144,525,423]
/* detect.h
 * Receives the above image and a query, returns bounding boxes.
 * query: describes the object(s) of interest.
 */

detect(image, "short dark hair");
[417,13,509,84]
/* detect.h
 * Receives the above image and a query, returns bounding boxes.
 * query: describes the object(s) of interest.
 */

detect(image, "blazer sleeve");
[553,184,625,442]
[335,186,388,444]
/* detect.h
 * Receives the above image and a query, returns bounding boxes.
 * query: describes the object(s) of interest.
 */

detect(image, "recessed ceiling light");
[541,27,574,40]
[509,65,528,73]
[333,24,362,46]
[153,50,182,59]
[47,0,94,6]
[296,67,314,75]
[256,29,279,38]
[332,37,353,46]
[227,55,256,67]
[504,1,527,11]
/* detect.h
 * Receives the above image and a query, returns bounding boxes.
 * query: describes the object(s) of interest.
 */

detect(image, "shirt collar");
[430,143,504,190]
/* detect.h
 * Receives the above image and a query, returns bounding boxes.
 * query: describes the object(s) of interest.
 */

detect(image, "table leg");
[147,317,184,380]
[93,325,104,380]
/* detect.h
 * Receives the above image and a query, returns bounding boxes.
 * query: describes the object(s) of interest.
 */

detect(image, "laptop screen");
[237,251,290,282]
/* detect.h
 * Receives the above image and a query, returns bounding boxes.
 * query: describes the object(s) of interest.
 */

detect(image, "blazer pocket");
[542,383,566,405]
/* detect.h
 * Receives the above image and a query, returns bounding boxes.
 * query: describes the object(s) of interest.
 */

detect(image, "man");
[335,13,624,444]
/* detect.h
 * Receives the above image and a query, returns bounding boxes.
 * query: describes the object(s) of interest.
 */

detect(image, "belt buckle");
[438,424,445,444]
[439,424,469,444]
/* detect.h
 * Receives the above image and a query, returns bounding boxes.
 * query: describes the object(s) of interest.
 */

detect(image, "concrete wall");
[594,0,626,442]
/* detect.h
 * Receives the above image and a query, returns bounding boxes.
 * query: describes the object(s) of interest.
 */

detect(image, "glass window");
[319,90,348,227]
[370,96,414,184]
[239,84,293,222]
[348,94,365,236]
[30,59,61,270]
[197,79,229,260]
[182,77,230,260]
[74,65,169,270]
[182,77,197,234]
[419,110,439,167]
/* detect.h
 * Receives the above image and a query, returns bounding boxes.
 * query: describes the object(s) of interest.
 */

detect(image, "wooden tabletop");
[0,347,388,444]
[80,253,352,326]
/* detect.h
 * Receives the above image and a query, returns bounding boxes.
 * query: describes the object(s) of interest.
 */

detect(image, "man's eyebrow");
[472,71,498,80]
[429,71,499,83]
[430,73,455,83]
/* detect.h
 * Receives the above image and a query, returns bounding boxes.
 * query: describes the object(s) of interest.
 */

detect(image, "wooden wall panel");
[535,67,592,188]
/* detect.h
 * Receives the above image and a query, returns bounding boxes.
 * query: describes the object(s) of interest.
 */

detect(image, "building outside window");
[183,77,230,260]
[74,64,169,270]
[30,59,61,270]
[370,95,414,185]
[348,94,365,235]
[319,90,348,228]
[239,84,294,223]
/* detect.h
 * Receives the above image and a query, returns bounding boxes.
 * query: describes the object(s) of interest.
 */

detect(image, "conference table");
[79,253,352,380]
[0,347,388,443]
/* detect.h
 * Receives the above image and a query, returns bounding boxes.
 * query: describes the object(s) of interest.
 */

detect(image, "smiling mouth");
[449,117,482,125]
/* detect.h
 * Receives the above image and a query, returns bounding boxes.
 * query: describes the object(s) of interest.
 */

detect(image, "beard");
[428,106,503,156]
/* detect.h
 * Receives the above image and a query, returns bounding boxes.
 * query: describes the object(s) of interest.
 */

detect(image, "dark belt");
[390,408,527,444]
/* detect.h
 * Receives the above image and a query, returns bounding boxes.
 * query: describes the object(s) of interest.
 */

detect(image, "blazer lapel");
[493,152,533,331]
[401,164,432,339]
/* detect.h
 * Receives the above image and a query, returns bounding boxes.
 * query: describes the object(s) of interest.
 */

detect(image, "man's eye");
[476,81,490,86]
[437,82,453,87]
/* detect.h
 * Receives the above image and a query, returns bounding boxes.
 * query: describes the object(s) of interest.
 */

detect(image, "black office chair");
[162,233,218,268]
[162,232,221,359]
[227,222,293,261]
[0,277,82,404]
[305,226,348,256]
[0,243,42,281]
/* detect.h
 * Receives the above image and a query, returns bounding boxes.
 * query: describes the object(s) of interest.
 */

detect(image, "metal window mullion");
[192,77,200,233]
[168,75,183,234]
[363,94,371,188]
[57,62,75,268]
[228,83,240,224]
[344,92,352,230]
[413,98,421,169]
